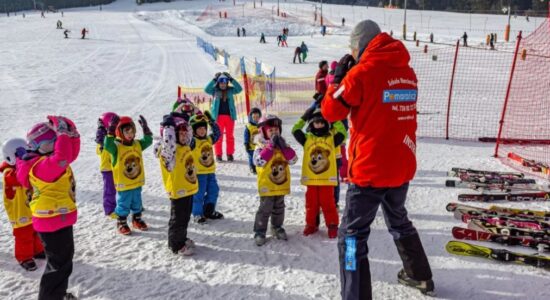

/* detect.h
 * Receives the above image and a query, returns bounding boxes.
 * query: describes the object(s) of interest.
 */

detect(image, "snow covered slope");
[0,0,549,299]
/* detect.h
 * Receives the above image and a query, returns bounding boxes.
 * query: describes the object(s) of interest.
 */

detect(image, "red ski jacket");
[315,69,328,95]
[321,33,418,188]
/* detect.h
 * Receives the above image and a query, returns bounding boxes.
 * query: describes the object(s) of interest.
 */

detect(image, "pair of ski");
[447,202,550,222]
[446,241,550,270]
[446,167,548,194]
[508,152,550,175]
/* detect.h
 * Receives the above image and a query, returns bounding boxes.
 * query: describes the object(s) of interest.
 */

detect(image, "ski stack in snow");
[445,167,550,202]
[444,168,550,270]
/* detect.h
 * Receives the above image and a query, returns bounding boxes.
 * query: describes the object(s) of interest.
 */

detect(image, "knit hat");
[350,20,381,54]
[318,60,328,69]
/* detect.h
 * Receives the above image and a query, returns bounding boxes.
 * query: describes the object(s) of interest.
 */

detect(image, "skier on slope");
[64,29,70,39]
[81,28,88,39]
[321,20,434,299]
[293,47,302,64]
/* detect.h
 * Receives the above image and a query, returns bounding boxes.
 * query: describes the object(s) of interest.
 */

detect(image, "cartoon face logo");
[308,147,331,174]
[185,156,197,184]
[269,158,288,185]
[199,145,214,167]
[69,174,76,203]
[123,155,142,180]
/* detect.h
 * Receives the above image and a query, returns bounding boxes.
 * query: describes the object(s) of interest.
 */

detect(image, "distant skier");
[81,28,88,39]
[281,34,288,47]
[237,27,240,37]
[61,11,64,17]
[300,41,308,63]
[56,20,63,29]
[242,27,246,37]
[462,32,468,47]
[277,35,282,46]
[64,29,70,39]
[41,11,45,18]
[342,17,345,27]
[259,33,266,43]
[293,47,302,64]
[430,32,434,43]
[321,25,327,36]
[489,33,495,50]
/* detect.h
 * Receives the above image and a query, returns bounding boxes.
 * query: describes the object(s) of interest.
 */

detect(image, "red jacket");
[315,69,328,95]
[321,33,417,188]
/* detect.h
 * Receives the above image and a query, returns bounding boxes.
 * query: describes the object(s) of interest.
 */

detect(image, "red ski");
[452,227,550,252]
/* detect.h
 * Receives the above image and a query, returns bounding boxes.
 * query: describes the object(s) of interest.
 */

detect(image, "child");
[292,108,346,238]
[189,111,223,224]
[244,107,262,174]
[172,97,200,121]
[1,138,45,271]
[16,116,80,299]
[95,112,118,217]
[156,115,198,255]
[253,115,297,246]
[104,115,153,235]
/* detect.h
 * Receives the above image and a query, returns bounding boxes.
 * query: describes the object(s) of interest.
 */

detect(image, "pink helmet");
[27,122,56,154]
[258,114,282,139]
[101,112,119,128]
[330,61,338,71]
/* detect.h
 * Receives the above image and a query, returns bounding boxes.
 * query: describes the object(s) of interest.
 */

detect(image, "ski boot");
[216,155,223,162]
[194,215,207,224]
[327,225,338,239]
[117,217,131,235]
[20,259,37,271]
[227,154,234,162]
[254,232,267,246]
[178,239,196,256]
[271,227,288,240]
[397,269,435,296]
[64,292,78,300]
[303,225,319,236]
[250,166,257,175]
[132,214,148,231]
[204,203,224,220]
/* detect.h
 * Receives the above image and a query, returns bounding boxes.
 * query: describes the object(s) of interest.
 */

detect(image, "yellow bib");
[3,170,33,228]
[192,137,216,175]
[257,149,291,196]
[112,141,145,191]
[159,145,199,199]
[246,123,260,150]
[97,144,112,172]
[29,157,77,218]
[301,134,338,186]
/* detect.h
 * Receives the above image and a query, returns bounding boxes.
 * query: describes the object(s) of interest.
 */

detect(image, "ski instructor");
[321,20,434,299]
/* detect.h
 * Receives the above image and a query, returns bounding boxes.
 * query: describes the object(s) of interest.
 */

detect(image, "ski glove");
[223,72,233,80]
[95,119,107,145]
[160,115,176,128]
[301,106,316,121]
[259,144,275,162]
[214,72,222,81]
[204,110,214,122]
[333,54,356,85]
[271,135,287,150]
[138,115,152,136]
[313,92,325,104]
[107,115,120,136]
[48,116,79,138]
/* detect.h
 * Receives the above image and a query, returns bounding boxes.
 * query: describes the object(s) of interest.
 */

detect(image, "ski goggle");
[217,77,229,84]
[29,136,57,154]
[193,115,208,124]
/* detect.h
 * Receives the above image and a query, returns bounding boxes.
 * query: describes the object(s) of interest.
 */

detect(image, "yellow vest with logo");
[112,141,145,191]
[96,144,112,172]
[192,137,216,175]
[159,145,199,199]
[3,171,33,228]
[301,134,338,186]
[256,149,291,196]
[246,123,260,151]
[29,157,77,218]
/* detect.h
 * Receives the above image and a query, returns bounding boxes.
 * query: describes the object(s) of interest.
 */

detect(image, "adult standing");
[293,47,302,64]
[300,41,308,63]
[204,72,243,162]
[321,20,434,299]
[462,32,468,47]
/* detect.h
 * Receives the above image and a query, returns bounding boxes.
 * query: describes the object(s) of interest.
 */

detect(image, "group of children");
[243,101,347,246]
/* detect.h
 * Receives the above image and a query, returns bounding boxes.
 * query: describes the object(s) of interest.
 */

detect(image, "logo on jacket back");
[383,90,417,103]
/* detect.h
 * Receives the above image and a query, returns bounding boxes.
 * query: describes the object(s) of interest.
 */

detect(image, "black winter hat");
[319,60,328,69]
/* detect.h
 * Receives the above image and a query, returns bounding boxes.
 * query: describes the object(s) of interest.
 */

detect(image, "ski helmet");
[319,60,328,69]
[27,122,57,154]
[116,116,136,142]
[173,98,195,115]
[307,109,330,136]
[101,112,119,128]
[174,118,191,145]
[2,138,27,166]
[258,114,282,139]
[189,113,208,133]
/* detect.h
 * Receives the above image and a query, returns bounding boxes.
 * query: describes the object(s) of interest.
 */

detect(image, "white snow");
[1,0,549,299]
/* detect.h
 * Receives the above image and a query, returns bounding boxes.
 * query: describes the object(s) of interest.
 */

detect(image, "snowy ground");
[1,0,550,299]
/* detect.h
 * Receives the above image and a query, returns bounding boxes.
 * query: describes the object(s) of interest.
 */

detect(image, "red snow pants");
[305,185,339,227]
[13,224,44,262]
[215,114,235,157]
